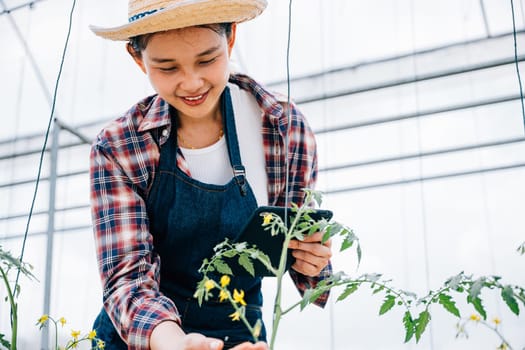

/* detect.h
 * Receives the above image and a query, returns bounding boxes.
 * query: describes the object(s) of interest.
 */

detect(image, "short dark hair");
[128,23,233,56]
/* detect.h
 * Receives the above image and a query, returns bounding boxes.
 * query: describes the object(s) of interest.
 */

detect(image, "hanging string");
[14,0,78,289]
[408,1,434,348]
[510,0,525,132]
[284,0,292,220]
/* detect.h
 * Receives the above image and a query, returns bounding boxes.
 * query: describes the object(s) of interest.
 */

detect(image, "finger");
[291,258,321,277]
[289,240,332,259]
[291,249,330,269]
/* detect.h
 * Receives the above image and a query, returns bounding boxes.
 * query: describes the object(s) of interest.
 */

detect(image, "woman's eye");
[159,67,177,72]
[200,57,217,65]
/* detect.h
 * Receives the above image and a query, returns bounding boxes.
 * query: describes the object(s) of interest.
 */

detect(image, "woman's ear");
[227,23,237,57]
[127,43,147,74]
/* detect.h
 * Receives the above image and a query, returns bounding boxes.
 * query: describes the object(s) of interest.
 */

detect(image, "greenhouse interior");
[1,0,525,349]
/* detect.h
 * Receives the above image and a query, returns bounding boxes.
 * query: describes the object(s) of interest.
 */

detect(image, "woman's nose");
[179,70,204,93]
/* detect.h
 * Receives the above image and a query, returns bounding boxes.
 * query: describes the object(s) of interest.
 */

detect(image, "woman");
[89,1,332,349]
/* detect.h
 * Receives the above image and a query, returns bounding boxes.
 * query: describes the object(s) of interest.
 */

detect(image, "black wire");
[15,0,78,288]
[510,0,525,132]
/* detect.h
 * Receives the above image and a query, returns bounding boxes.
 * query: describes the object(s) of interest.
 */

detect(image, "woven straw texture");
[90,0,267,41]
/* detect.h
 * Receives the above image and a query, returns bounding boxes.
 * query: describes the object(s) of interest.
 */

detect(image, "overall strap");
[221,86,248,196]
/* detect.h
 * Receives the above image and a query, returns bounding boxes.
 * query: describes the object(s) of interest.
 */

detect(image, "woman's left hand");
[288,232,332,277]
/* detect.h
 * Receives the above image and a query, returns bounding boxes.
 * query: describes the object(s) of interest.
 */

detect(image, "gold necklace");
[177,128,224,149]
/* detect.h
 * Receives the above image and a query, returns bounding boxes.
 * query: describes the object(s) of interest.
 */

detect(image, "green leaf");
[322,228,331,244]
[300,289,314,310]
[337,284,359,302]
[238,254,255,277]
[469,277,486,300]
[373,285,385,294]
[222,250,237,258]
[0,333,11,349]
[501,285,520,316]
[403,311,415,343]
[356,242,362,266]
[445,272,465,291]
[379,295,396,315]
[213,260,232,275]
[438,293,461,318]
[415,310,431,342]
[310,190,323,207]
[467,295,486,320]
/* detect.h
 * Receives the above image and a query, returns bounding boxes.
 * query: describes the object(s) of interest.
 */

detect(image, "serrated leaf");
[300,289,314,310]
[341,236,354,251]
[356,242,362,267]
[373,285,385,294]
[238,254,255,277]
[379,295,396,315]
[322,230,331,244]
[438,293,461,318]
[213,260,232,275]
[0,333,11,349]
[222,250,237,258]
[469,277,486,300]
[467,296,486,320]
[501,285,520,316]
[403,311,415,343]
[446,272,465,291]
[415,310,431,342]
[310,190,322,206]
[337,284,359,302]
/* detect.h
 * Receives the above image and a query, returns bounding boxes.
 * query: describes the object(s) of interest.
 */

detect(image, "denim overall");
[93,87,266,349]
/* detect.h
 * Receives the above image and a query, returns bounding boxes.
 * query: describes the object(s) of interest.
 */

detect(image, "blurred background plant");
[36,315,105,350]
[0,245,35,350]
[1,245,104,350]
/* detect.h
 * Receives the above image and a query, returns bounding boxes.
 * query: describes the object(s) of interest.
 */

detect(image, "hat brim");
[90,0,267,41]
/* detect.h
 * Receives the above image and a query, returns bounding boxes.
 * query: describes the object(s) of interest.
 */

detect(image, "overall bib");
[93,88,266,349]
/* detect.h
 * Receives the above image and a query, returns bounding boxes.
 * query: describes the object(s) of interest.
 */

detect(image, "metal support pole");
[40,120,59,350]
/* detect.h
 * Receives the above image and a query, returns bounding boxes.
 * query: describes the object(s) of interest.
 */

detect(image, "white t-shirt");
[179,83,269,206]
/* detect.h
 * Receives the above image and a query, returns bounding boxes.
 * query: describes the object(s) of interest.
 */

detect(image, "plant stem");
[269,205,305,349]
[0,266,17,350]
[477,320,514,350]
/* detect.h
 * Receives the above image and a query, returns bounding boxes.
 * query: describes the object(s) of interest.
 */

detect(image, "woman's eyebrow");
[150,45,221,63]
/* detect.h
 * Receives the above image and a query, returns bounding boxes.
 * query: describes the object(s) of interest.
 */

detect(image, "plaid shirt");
[90,73,331,349]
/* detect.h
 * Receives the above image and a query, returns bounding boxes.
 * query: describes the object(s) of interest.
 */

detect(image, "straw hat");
[90,0,267,41]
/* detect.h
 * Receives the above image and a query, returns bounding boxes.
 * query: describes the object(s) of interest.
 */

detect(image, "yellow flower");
[469,314,481,322]
[71,329,81,340]
[229,310,241,321]
[204,279,215,292]
[263,213,272,225]
[88,329,97,340]
[59,317,67,327]
[233,289,247,306]
[219,289,228,302]
[493,317,501,325]
[220,275,230,288]
[97,340,106,349]
[37,314,49,325]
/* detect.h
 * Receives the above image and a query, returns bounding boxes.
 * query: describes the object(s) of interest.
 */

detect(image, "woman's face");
[132,25,236,123]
